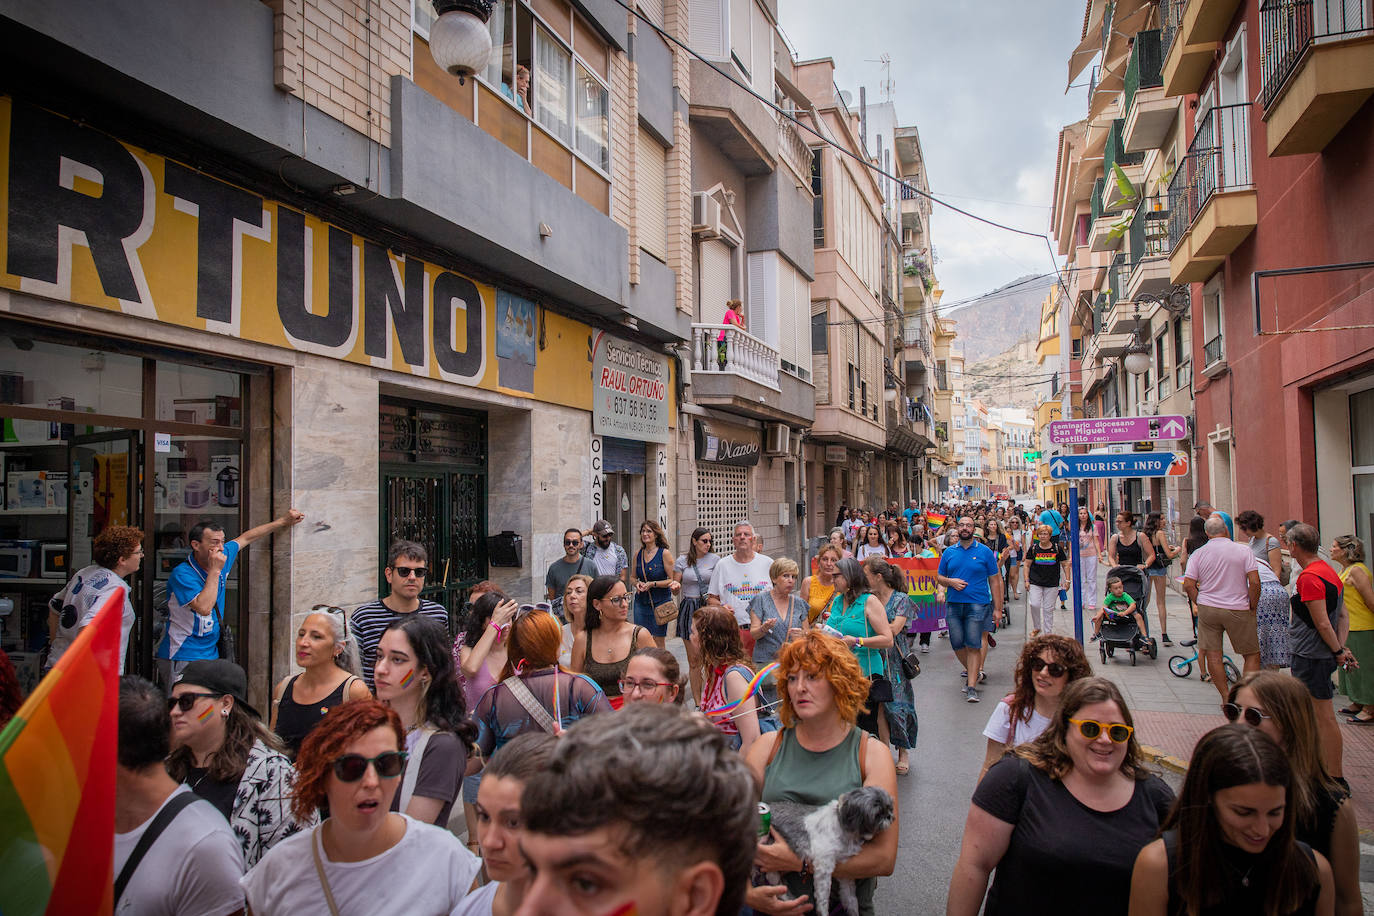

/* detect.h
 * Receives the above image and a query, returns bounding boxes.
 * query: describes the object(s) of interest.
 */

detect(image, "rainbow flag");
[925,512,947,528]
[0,591,122,916]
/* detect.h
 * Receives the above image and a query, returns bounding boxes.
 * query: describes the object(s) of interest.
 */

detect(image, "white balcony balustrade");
[691,323,781,390]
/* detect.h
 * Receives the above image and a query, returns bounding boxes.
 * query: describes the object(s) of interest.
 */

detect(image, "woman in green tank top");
[742,631,899,916]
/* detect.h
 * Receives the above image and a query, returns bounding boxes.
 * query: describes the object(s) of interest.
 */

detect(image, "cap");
[175,659,261,719]
[592,519,614,536]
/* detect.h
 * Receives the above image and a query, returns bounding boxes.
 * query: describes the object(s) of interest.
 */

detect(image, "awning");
[1066,0,1110,88]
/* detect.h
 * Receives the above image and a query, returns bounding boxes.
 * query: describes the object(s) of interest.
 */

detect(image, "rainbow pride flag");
[0,591,122,916]
[925,512,947,528]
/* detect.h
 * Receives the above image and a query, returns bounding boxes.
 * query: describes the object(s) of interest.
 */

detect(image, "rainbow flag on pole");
[925,512,947,528]
[0,591,122,916]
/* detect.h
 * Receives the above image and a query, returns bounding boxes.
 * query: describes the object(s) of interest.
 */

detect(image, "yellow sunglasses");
[1069,718,1134,743]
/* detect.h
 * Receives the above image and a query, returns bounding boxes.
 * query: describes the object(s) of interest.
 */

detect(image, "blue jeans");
[946,602,993,651]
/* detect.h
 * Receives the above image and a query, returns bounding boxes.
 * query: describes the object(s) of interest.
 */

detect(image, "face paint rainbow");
[196,704,216,723]
[398,669,415,689]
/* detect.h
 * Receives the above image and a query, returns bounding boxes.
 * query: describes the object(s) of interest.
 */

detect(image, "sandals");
[895,758,911,776]
[1338,705,1363,716]
[1346,715,1374,726]
[1200,673,1213,683]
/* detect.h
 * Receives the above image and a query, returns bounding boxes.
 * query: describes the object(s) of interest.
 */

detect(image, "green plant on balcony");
[1110,162,1139,208]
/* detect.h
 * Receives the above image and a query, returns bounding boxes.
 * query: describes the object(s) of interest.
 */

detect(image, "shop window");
[695,464,748,543]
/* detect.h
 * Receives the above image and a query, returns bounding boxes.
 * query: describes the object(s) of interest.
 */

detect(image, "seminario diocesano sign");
[591,331,669,444]
[0,98,614,409]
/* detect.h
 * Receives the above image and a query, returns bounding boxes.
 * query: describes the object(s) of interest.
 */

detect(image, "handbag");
[900,652,921,680]
[863,598,894,703]
[640,551,679,625]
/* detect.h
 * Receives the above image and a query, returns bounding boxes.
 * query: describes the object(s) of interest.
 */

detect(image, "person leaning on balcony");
[717,298,746,369]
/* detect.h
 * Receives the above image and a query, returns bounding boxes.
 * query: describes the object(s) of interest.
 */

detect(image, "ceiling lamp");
[429,0,495,83]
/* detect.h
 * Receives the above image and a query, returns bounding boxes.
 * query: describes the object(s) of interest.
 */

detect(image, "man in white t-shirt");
[114,675,244,916]
[707,520,773,627]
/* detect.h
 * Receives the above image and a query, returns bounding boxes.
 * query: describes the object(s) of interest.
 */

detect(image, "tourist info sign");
[1047,415,1188,445]
[1048,452,1189,480]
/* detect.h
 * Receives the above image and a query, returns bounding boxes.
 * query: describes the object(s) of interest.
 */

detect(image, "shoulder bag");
[640,550,679,625]
[396,724,437,814]
[114,791,199,906]
[504,673,559,733]
[863,599,894,704]
[312,825,344,916]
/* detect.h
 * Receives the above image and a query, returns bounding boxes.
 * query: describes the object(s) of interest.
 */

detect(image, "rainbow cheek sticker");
[397,669,414,689]
[603,904,638,916]
[196,704,216,723]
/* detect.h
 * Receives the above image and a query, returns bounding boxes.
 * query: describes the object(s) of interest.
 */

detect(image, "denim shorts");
[946,601,993,651]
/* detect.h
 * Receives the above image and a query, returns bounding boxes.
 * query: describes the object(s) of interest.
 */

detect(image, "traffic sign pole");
[1069,484,1084,645]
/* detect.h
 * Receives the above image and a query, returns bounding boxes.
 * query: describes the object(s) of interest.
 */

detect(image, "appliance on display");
[183,480,210,509]
[157,548,192,576]
[216,466,240,507]
[39,542,67,579]
[0,540,37,578]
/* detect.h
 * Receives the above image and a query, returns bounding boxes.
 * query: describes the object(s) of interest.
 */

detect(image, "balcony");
[1201,333,1227,377]
[1260,0,1374,156]
[1082,248,1113,290]
[886,399,932,457]
[1162,0,1225,97]
[1123,30,1180,152]
[777,116,815,185]
[1105,251,1130,311]
[1097,331,1136,357]
[1089,178,1128,252]
[1101,120,1146,211]
[1125,200,1173,299]
[689,60,776,175]
[1167,104,1256,283]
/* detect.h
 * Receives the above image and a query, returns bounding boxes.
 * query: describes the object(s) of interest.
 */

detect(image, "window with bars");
[695,465,749,544]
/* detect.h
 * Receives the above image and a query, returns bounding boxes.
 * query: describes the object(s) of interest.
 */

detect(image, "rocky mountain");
[965,338,1047,412]
[943,273,1052,364]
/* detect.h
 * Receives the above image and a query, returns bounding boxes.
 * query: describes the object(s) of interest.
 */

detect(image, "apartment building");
[932,316,961,499]
[0,0,690,696]
[988,407,1036,499]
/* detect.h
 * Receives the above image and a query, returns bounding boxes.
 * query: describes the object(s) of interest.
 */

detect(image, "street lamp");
[429,0,495,83]
[1122,284,1189,376]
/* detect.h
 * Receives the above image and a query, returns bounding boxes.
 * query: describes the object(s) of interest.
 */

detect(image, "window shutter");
[637,0,664,28]
[689,0,725,60]
[729,0,751,74]
[750,4,773,96]
[698,239,732,322]
[747,251,777,350]
[637,128,667,261]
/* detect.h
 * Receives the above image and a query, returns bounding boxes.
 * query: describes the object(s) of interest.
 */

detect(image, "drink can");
[815,622,843,639]
[757,802,771,837]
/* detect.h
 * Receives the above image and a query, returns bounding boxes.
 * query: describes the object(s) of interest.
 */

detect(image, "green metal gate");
[378,400,487,627]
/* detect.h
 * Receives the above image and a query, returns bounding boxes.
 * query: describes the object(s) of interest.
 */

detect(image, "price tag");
[154,432,171,453]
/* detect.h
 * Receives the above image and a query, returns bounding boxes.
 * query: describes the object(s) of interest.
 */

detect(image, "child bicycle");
[1167,638,1240,684]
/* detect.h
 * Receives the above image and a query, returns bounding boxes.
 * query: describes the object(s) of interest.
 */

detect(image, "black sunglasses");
[168,692,223,713]
[391,565,427,579]
[564,538,581,546]
[1029,657,1067,678]
[332,751,409,782]
[1222,703,1272,728]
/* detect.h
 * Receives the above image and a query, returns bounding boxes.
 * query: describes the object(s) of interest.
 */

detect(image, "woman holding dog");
[743,632,899,916]
[948,677,1173,916]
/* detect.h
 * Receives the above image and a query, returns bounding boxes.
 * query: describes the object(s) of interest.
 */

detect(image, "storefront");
[690,416,762,545]
[0,98,673,700]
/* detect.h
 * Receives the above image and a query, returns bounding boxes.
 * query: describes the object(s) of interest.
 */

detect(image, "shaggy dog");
[763,785,895,916]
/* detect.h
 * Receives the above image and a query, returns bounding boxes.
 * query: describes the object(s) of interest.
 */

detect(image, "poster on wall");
[590,332,669,445]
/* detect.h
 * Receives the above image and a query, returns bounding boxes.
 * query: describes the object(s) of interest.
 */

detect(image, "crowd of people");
[8,494,1365,915]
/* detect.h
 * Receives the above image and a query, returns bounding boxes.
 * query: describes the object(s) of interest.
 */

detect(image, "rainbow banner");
[890,556,946,633]
[0,591,122,916]
[925,512,947,529]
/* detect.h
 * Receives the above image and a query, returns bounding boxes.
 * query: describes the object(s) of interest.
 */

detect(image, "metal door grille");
[695,465,748,543]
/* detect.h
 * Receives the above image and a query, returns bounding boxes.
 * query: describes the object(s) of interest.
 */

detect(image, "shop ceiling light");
[429,0,495,83]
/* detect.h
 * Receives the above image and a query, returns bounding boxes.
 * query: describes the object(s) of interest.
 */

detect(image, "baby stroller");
[1098,565,1158,665]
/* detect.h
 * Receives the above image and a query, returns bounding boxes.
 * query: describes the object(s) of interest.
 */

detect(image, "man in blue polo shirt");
[937,515,1004,703]
[157,510,304,684]
[1039,504,1065,541]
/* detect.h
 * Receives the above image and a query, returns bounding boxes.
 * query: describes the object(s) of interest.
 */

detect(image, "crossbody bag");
[114,791,199,906]
[638,550,679,625]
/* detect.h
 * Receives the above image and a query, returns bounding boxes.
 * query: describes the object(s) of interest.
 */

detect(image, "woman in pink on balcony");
[717,298,746,369]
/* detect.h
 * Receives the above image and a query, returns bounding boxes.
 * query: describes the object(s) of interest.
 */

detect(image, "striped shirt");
[350,599,450,688]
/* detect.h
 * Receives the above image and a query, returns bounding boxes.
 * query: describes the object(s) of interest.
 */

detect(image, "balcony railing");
[1106,251,1129,308]
[1123,29,1164,115]
[1259,0,1370,109]
[690,324,780,390]
[1104,119,1146,175]
[1128,198,1171,268]
[1088,64,1101,117]
[1166,103,1253,248]
[778,117,815,184]
[1161,0,1186,63]
[1166,153,1198,252]
[1091,175,1108,225]
[1202,333,1224,367]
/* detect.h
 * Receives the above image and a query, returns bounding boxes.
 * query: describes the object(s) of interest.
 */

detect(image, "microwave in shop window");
[40,543,68,579]
[157,548,191,576]
[0,541,37,578]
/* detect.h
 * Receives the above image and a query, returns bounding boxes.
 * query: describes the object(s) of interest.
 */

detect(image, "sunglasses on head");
[1222,703,1273,728]
[1069,718,1133,743]
[517,602,553,617]
[1029,657,1067,678]
[311,604,349,638]
[392,565,427,579]
[332,750,409,782]
[168,692,223,713]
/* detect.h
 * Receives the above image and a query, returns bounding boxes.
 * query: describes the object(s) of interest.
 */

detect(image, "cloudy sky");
[778,0,1089,306]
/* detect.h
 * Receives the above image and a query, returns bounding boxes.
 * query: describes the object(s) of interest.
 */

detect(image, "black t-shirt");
[186,765,238,820]
[1025,543,1066,588]
[973,756,1175,916]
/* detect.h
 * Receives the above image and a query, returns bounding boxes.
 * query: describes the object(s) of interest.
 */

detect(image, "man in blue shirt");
[1039,505,1065,541]
[157,510,304,684]
[902,500,920,536]
[936,515,1004,703]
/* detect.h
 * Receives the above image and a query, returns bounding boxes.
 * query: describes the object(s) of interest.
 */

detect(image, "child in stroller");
[1092,576,1148,642]
[1093,567,1158,663]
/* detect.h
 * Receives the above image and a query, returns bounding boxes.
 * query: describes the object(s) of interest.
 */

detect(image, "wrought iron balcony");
[1091,175,1107,225]
[1128,198,1171,268]
[1165,156,1197,253]
[1161,0,1185,62]
[1192,103,1253,209]
[1203,333,1224,368]
[1106,252,1129,309]
[1123,29,1164,116]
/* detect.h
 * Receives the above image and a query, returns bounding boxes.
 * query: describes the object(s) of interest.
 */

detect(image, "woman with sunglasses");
[672,527,719,705]
[373,615,477,827]
[978,635,1091,781]
[1223,672,1360,916]
[459,591,518,711]
[271,606,372,759]
[1129,724,1333,916]
[473,608,611,754]
[242,700,481,914]
[168,659,314,867]
[570,574,655,710]
[557,573,593,668]
[948,677,1174,916]
[631,520,679,651]
[620,647,685,706]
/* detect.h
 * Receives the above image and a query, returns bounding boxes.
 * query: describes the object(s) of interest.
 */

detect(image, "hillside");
[944,273,1052,364]
[965,338,1046,412]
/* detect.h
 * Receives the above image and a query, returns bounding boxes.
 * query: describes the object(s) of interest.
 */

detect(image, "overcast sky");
[779,0,1088,307]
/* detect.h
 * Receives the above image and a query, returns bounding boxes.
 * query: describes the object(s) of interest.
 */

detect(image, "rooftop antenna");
[865,53,894,101]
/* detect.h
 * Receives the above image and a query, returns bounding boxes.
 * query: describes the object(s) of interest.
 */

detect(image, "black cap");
[175,659,261,719]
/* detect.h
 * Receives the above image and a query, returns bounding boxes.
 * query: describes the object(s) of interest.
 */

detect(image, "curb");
[1140,744,1187,774]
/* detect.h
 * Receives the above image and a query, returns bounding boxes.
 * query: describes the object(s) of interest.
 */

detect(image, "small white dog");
[763,785,895,916]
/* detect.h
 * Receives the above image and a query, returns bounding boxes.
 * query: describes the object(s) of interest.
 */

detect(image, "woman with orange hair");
[471,607,611,757]
[242,699,481,913]
[743,632,899,915]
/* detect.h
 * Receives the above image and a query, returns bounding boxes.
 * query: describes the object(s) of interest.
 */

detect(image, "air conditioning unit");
[692,192,722,238]
[764,423,790,456]
[1138,399,1159,416]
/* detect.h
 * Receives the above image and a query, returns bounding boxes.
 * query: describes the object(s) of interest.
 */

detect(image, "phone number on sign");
[609,396,659,422]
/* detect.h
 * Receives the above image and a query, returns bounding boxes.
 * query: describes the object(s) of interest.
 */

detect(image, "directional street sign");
[1047,415,1189,445]
[1048,452,1189,479]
